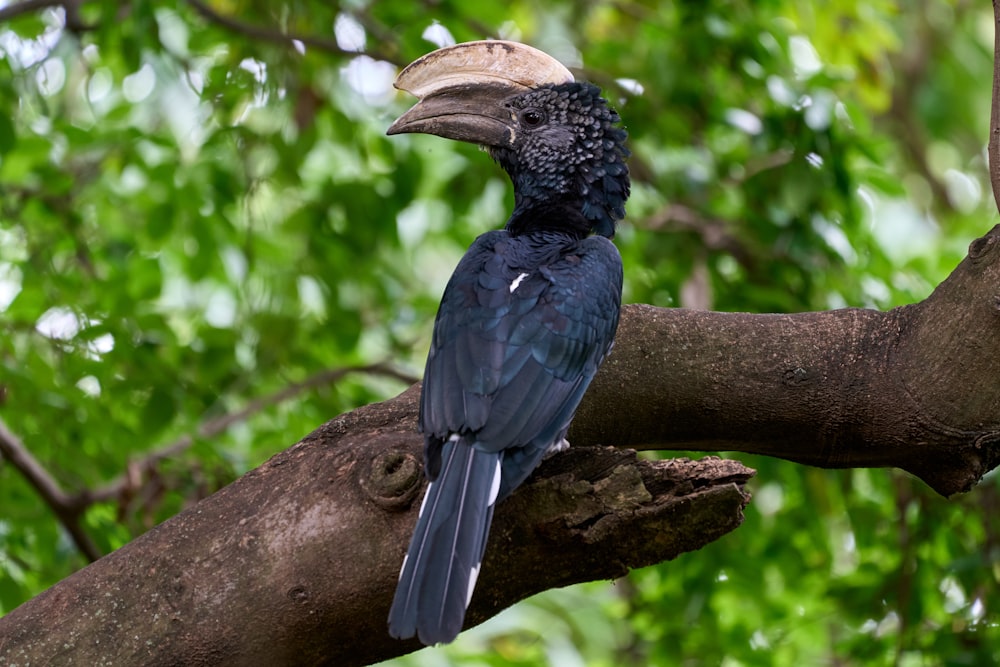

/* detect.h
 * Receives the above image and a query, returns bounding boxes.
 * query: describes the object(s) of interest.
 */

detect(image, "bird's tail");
[388,437,502,645]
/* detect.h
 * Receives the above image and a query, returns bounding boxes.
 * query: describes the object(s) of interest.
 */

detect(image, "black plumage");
[387,50,630,646]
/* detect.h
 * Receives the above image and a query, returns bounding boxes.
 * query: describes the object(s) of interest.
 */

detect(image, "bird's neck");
[505,196,598,239]
[503,165,626,239]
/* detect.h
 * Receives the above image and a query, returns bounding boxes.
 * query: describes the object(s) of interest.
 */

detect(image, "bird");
[385,40,630,646]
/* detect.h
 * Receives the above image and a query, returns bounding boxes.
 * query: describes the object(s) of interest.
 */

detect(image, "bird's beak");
[387,40,574,146]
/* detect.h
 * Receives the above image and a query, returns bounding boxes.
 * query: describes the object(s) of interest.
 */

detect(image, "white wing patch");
[509,272,529,293]
[488,458,502,506]
[466,563,481,608]
[398,553,408,580]
[417,480,433,517]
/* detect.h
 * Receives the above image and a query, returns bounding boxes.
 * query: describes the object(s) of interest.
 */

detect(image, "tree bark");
[0,224,997,664]
[573,225,1000,498]
[0,385,752,666]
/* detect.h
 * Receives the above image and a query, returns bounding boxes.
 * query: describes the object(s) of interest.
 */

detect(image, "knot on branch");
[968,232,998,263]
[360,448,423,510]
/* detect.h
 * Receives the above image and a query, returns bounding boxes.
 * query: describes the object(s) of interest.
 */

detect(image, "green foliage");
[1,1,997,664]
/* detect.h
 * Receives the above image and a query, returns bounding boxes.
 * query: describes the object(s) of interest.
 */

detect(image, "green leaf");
[140,385,177,436]
[0,112,15,155]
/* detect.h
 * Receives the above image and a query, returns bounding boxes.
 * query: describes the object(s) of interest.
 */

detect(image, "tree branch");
[643,203,760,274]
[570,227,1000,497]
[0,0,90,31]
[0,0,63,22]
[0,418,101,561]
[78,362,417,506]
[0,391,752,665]
[990,0,1000,213]
[886,11,955,214]
[0,360,414,565]
[183,0,403,65]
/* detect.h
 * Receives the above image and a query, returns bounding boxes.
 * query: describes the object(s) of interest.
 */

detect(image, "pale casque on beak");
[386,40,574,146]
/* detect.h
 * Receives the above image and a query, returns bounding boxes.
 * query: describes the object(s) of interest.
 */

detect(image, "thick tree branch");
[0,390,752,666]
[571,227,1000,497]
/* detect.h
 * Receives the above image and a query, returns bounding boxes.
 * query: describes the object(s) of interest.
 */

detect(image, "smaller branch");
[0,0,90,31]
[350,5,405,55]
[184,0,403,66]
[0,418,101,561]
[79,362,418,506]
[0,0,63,22]
[737,149,795,182]
[990,0,1000,214]
[888,96,954,213]
[643,203,759,273]
[885,6,955,215]
[0,418,71,508]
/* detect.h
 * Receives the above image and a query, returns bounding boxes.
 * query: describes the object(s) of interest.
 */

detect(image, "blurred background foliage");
[0,0,997,665]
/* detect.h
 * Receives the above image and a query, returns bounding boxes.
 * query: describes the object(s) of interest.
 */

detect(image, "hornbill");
[386,41,630,645]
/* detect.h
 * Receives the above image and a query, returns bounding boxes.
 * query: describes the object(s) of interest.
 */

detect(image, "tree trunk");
[0,224,997,664]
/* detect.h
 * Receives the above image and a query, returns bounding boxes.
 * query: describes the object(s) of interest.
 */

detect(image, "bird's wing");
[420,231,622,494]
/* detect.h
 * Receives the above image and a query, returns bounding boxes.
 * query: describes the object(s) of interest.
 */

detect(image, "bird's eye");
[520,109,546,127]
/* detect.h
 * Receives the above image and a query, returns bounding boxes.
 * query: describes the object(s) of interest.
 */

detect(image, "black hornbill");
[386,41,630,645]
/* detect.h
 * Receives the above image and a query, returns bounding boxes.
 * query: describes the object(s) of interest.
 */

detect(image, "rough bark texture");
[1,223,998,664]
[573,226,1000,497]
[0,387,751,666]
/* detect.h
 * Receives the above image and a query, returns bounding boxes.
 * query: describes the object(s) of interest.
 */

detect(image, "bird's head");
[387,41,630,239]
